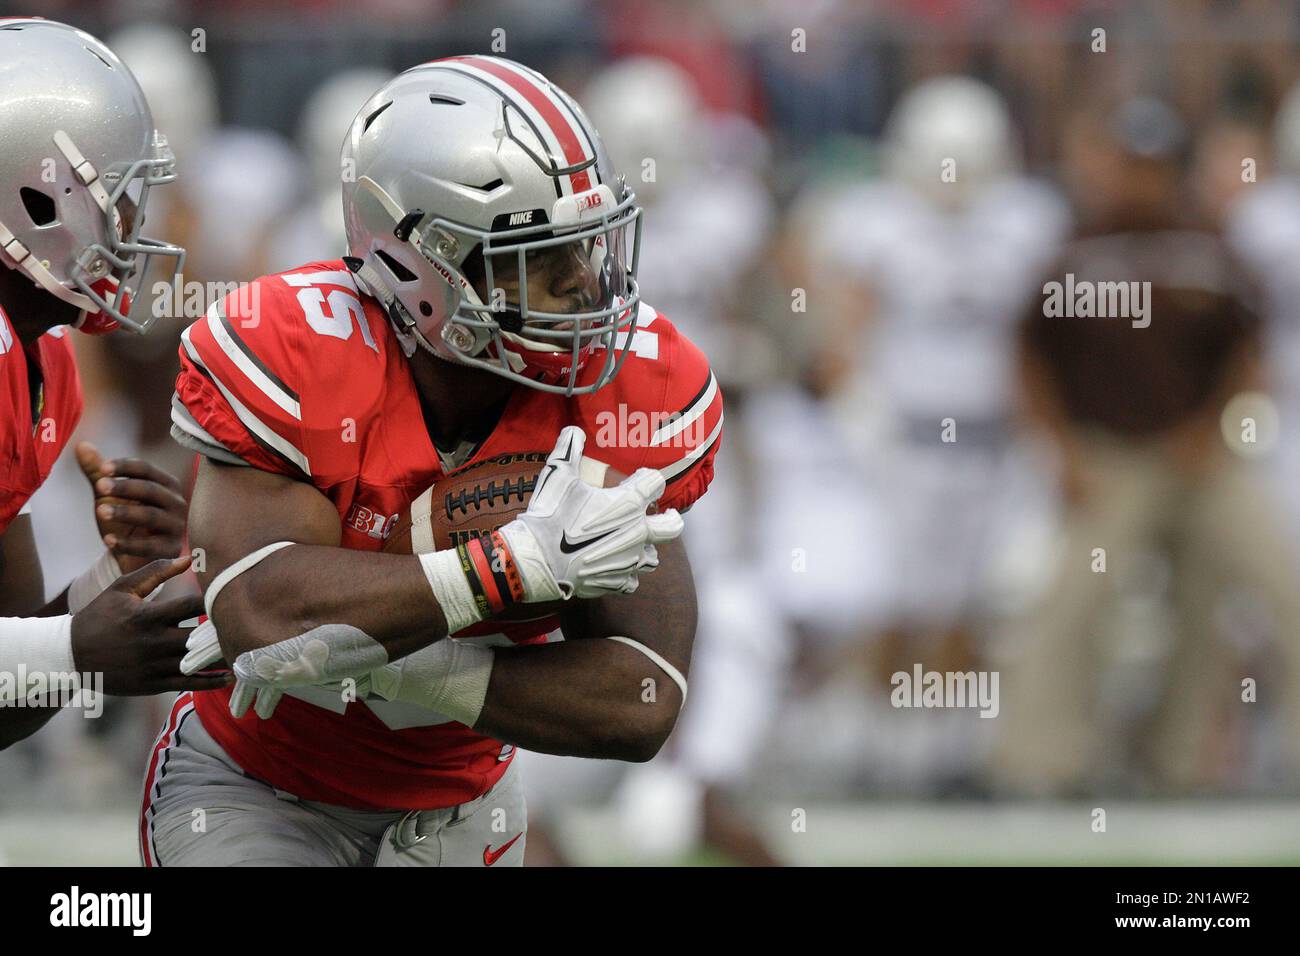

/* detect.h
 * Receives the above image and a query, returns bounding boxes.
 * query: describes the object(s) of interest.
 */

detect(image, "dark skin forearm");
[0,515,44,616]
[213,544,449,659]
[474,538,696,761]
[0,516,61,746]
[190,458,450,662]
[475,641,679,762]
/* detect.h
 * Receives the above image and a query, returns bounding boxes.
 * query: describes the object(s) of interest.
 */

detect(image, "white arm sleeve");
[0,615,76,703]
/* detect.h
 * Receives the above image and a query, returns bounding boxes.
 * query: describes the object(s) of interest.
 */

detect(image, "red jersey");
[171,260,723,810]
[0,305,82,535]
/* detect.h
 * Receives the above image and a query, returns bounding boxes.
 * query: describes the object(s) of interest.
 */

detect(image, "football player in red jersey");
[0,19,229,748]
[154,56,723,866]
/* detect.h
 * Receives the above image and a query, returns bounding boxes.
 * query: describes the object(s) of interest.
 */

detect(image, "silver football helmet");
[0,18,185,334]
[341,56,642,395]
[885,75,1017,209]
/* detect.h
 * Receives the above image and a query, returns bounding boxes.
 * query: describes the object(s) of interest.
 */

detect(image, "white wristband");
[371,639,494,727]
[419,551,485,635]
[67,550,121,614]
[0,615,76,703]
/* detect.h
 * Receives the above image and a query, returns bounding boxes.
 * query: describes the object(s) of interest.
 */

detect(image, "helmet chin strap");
[53,131,122,230]
[0,218,98,313]
[352,177,495,364]
[344,255,420,359]
[0,131,133,321]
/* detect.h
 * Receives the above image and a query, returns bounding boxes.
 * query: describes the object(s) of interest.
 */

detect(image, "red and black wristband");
[490,530,527,604]
[457,532,521,616]
[455,538,492,618]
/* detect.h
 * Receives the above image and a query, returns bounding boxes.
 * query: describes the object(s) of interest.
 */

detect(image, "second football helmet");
[0,18,185,334]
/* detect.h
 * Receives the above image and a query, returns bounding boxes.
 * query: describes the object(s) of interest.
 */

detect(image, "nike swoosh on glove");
[497,426,684,601]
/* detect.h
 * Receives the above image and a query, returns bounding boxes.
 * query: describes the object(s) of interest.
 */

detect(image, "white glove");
[498,426,683,601]
[228,624,389,719]
[179,618,223,675]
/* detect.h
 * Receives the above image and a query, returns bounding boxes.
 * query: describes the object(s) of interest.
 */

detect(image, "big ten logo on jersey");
[345,502,400,540]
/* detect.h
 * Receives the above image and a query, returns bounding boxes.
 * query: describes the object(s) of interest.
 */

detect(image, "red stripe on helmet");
[449,56,593,194]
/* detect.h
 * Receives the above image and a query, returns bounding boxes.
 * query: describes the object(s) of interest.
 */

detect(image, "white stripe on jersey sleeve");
[659,413,724,482]
[181,327,312,476]
[170,395,248,467]
[205,303,302,420]
[652,371,718,447]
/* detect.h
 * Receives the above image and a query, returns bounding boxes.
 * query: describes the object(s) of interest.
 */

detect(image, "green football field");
[5,801,1300,866]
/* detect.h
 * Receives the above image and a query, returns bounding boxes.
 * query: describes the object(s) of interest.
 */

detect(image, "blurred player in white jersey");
[807,77,1070,788]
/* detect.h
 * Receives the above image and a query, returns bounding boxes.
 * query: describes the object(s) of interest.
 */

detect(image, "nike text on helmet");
[341,55,643,396]
[0,18,186,334]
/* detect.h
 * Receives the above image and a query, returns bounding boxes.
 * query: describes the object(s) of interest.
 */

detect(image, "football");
[384,450,626,622]
[383,450,624,556]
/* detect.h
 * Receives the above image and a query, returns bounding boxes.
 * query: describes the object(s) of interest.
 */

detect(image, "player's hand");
[77,442,188,573]
[498,426,683,601]
[228,624,390,720]
[71,556,231,696]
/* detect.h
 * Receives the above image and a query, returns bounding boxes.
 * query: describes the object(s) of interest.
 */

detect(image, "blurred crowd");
[7,0,1300,864]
